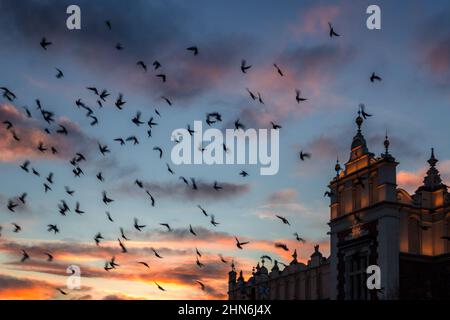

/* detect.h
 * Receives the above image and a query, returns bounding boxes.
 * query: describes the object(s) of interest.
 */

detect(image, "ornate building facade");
[228,112,450,300]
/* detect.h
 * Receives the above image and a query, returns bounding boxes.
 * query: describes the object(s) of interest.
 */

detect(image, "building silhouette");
[228,112,450,300]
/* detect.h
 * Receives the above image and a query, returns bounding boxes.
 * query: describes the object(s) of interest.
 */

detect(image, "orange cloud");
[0,103,94,162]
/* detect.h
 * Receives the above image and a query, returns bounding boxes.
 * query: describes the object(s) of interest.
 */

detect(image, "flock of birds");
[0,19,390,298]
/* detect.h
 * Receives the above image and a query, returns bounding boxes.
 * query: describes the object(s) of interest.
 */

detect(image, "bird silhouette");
[299,151,311,161]
[196,280,205,291]
[189,224,197,236]
[55,68,64,79]
[273,63,284,76]
[239,170,249,177]
[134,218,146,231]
[145,190,155,207]
[196,256,204,268]
[328,22,340,37]
[161,96,172,106]
[154,282,165,291]
[234,119,245,130]
[295,89,307,103]
[271,121,282,129]
[98,143,110,156]
[153,147,163,158]
[47,224,60,234]
[160,223,172,232]
[137,61,147,71]
[18,193,27,204]
[1,87,16,101]
[102,191,114,205]
[120,227,129,240]
[75,202,84,214]
[105,211,114,222]
[7,200,18,212]
[187,46,199,55]
[276,215,290,225]
[198,205,208,216]
[235,237,249,249]
[65,186,75,196]
[213,181,222,191]
[156,74,167,82]
[210,215,220,226]
[275,242,289,251]
[20,249,29,262]
[294,232,306,243]
[153,61,161,70]
[115,93,126,110]
[94,232,104,246]
[20,160,30,172]
[359,104,372,119]
[241,59,251,73]
[118,238,127,253]
[138,261,150,268]
[370,72,382,82]
[152,248,163,259]
[40,37,52,50]
[105,20,112,30]
[45,252,53,262]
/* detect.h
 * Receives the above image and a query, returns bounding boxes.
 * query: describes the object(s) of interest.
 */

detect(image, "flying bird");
[134,218,146,231]
[153,147,163,158]
[275,242,289,251]
[138,261,150,268]
[370,72,382,82]
[94,232,104,246]
[294,232,306,243]
[276,215,290,225]
[152,248,163,259]
[40,37,52,50]
[55,68,64,79]
[241,59,251,73]
[189,224,197,236]
[359,104,372,119]
[105,211,114,222]
[295,89,307,103]
[235,237,249,249]
[187,46,199,55]
[153,61,161,69]
[154,282,165,291]
[20,249,29,262]
[299,151,311,161]
[239,170,249,177]
[137,61,147,71]
[102,191,114,205]
[328,22,340,37]
[273,63,284,76]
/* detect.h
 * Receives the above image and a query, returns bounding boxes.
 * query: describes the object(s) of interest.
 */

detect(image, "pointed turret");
[422,148,444,191]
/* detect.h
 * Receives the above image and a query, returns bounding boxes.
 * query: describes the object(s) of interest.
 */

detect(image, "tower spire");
[422,148,443,190]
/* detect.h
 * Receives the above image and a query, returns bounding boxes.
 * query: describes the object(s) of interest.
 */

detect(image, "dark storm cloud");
[0,0,253,103]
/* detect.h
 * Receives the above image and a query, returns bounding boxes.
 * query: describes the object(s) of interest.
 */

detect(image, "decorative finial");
[356,109,363,132]
[261,257,265,266]
[384,129,390,156]
[335,157,341,177]
[231,260,235,271]
[292,249,297,260]
[428,148,438,167]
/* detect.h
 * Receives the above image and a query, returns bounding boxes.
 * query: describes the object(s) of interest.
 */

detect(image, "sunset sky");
[1,0,450,300]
